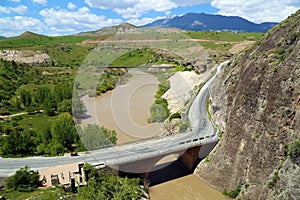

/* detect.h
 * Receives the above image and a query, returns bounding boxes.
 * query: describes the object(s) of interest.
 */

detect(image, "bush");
[169,112,181,121]
[149,104,169,123]
[223,187,241,198]
[268,171,280,189]
[6,165,40,192]
[289,139,300,161]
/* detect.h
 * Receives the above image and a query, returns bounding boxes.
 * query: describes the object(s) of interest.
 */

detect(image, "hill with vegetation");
[0,32,97,67]
[76,22,137,36]
[196,9,300,199]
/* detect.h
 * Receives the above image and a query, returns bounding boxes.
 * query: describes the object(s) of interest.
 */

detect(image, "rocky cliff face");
[195,10,300,199]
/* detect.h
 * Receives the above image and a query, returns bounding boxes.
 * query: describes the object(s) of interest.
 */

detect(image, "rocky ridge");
[195,10,300,199]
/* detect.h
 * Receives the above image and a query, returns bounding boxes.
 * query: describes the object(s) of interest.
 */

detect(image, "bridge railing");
[102,132,218,166]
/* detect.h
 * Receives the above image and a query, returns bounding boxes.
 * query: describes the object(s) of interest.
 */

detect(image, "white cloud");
[7,0,21,2]
[85,0,177,18]
[211,0,299,23]
[39,7,122,34]
[0,6,10,14]
[67,2,77,10]
[127,16,166,26]
[32,0,47,6]
[0,5,28,15]
[10,5,28,14]
[171,0,210,6]
[0,16,45,37]
[84,0,299,23]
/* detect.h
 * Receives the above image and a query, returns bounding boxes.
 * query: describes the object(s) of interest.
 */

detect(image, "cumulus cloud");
[39,7,122,34]
[0,5,28,15]
[84,0,299,23]
[32,0,47,6]
[0,16,45,37]
[211,0,299,23]
[127,16,166,26]
[85,0,177,18]
[0,6,10,14]
[10,5,28,14]
[171,0,211,6]
[67,2,77,10]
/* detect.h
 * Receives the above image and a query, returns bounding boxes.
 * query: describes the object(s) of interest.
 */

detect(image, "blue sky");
[0,0,299,37]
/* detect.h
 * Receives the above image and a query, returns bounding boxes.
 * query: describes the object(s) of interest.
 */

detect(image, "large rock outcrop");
[195,10,300,199]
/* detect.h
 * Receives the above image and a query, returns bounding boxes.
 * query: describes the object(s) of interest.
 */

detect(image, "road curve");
[0,60,230,176]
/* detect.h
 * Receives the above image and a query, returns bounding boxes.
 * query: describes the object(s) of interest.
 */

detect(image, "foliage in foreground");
[5,165,40,192]
[78,163,147,200]
[1,164,146,200]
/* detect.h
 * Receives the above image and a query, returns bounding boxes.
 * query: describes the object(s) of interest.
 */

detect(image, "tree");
[57,99,72,113]
[78,164,145,200]
[6,165,40,192]
[1,130,37,157]
[149,103,168,122]
[72,94,87,119]
[35,86,51,105]
[20,89,32,108]
[78,124,117,150]
[51,113,79,151]
[36,125,52,155]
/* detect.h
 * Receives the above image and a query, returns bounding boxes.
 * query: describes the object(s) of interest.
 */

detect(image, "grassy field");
[0,32,91,49]
[185,31,263,42]
[110,48,155,67]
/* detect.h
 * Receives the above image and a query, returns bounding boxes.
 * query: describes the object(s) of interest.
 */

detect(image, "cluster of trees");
[0,59,33,114]
[0,59,85,117]
[0,113,84,157]
[96,69,131,95]
[0,113,119,157]
[15,83,73,116]
[77,164,147,200]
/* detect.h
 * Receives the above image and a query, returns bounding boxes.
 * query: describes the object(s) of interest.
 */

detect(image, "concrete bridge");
[0,61,229,178]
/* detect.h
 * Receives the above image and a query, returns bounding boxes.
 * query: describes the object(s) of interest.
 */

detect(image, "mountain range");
[143,12,277,32]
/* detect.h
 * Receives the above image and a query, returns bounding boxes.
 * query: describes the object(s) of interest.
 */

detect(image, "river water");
[81,69,228,199]
[150,174,230,200]
[81,69,162,144]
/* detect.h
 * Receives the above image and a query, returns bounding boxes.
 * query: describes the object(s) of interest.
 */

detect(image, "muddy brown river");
[81,69,162,144]
[150,174,229,200]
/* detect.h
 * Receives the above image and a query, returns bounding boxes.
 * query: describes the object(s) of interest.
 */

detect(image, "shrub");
[6,165,40,192]
[223,187,241,198]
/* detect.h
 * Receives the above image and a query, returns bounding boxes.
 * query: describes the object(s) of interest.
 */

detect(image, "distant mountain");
[77,22,138,36]
[143,13,277,32]
[0,36,6,40]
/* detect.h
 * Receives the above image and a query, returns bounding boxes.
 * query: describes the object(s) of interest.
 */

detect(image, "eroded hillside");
[196,10,300,199]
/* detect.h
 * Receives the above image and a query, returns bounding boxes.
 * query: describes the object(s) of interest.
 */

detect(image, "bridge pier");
[178,146,202,172]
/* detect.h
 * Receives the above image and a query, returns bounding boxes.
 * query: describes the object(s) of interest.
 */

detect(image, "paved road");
[0,61,229,176]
